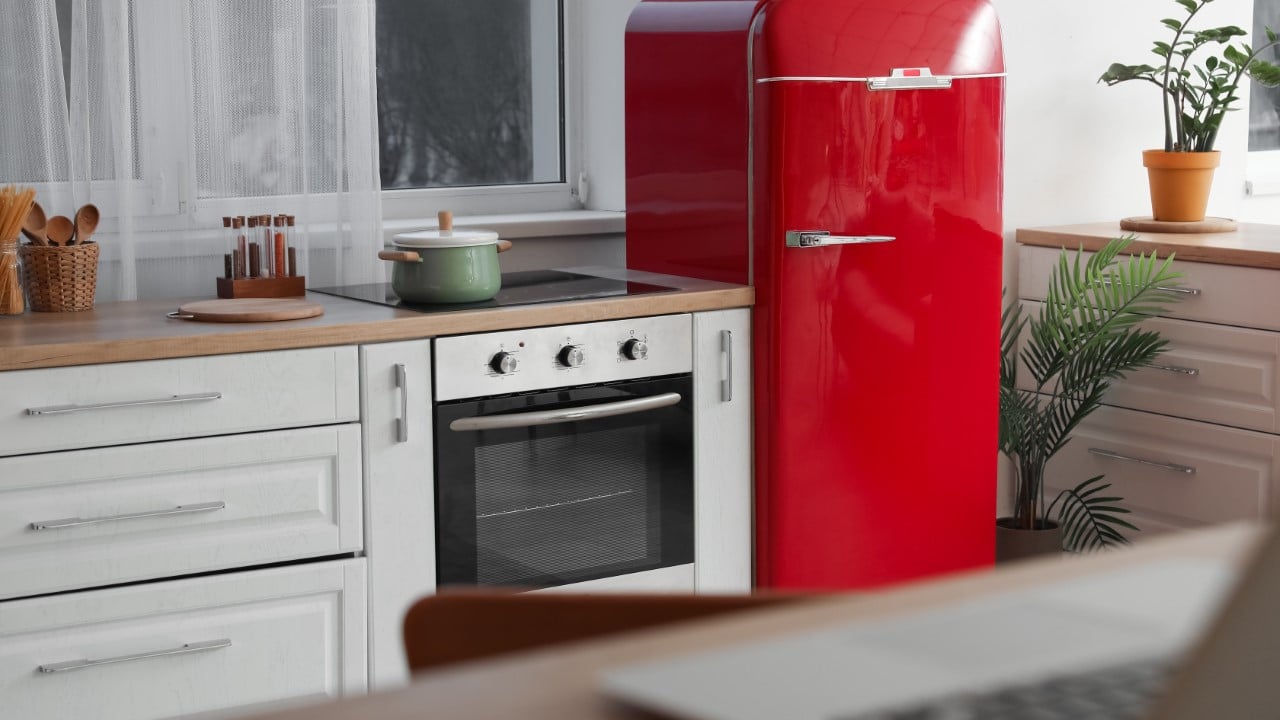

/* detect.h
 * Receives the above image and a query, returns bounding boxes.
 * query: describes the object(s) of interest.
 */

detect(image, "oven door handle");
[449,392,683,432]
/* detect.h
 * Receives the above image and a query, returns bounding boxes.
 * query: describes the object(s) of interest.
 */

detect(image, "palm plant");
[1099,0,1280,153]
[1000,238,1182,551]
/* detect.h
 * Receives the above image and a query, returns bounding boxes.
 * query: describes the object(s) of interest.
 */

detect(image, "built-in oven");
[433,315,696,591]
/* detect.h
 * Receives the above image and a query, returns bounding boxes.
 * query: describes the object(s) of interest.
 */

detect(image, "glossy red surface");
[752,77,1003,589]
[624,0,760,284]
[626,0,1004,590]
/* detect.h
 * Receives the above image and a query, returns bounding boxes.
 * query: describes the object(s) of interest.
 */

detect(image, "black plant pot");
[995,518,1063,563]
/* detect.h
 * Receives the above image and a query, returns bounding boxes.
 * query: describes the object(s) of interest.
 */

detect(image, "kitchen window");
[26,0,579,223]
[377,1,564,190]
[379,0,581,219]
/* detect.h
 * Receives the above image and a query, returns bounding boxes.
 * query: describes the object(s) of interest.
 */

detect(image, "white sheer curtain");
[0,0,383,302]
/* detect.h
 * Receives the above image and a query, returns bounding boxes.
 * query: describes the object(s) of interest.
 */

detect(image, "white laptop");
[603,527,1280,720]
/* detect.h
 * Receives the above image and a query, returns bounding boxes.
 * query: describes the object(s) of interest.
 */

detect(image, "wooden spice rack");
[216,275,306,299]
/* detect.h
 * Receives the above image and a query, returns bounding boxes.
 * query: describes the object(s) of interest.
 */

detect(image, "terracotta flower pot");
[1142,149,1220,222]
[995,518,1063,563]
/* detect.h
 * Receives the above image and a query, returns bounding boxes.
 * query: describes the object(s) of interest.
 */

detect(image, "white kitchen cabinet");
[693,308,753,592]
[0,347,359,457]
[1019,245,1280,333]
[1047,405,1275,532]
[360,339,435,689]
[1019,243,1280,535]
[0,425,363,600]
[0,345,369,718]
[0,560,367,720]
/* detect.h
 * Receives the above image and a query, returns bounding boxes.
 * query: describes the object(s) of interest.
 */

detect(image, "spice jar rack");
[217,214,305,298]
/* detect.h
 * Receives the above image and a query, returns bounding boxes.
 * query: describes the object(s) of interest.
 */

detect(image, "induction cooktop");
[311,269,678,313]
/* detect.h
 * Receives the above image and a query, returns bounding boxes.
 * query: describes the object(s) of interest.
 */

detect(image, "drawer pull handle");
[1098,278,1201,296]
[395,363,409,443]
[38,638,231,674]
[26,392,223,416]
[721,330,733,403]
[1088,448,1196,475]
[30,501,227,531]
[1149,363,1200,376]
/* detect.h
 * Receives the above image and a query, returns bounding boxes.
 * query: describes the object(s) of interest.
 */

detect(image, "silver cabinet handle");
[450,393,682,432]
[38,639,231,674]
[30,501,226,531]
[1098,278,1201,296]
[1088,448,1196,475]
[395,363,409,443]
[26,392,222,416]
[1148,363,1200,376]
[786,230,896,249]
[720,330,733,403]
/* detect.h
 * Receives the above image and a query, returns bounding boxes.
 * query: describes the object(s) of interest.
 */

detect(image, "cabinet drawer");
[0,560,366,720]
[0,347,358,457]
[1019,245,1280,332]
[0,425,362,599]
[1018,301,1280,433]
[1047,406,1275,531]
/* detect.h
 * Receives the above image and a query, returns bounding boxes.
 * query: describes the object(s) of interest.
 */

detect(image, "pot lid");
[393,228,500,249]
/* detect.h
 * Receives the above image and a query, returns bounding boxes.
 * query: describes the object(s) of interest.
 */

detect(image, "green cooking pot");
[378,227,512,304]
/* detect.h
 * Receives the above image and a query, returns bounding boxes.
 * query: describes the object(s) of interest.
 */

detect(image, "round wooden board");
[1120,216,1238,234]
[172,298,325,323]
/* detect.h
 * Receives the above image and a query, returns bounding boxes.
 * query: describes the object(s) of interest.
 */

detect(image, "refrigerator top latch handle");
[786,231,897,249]
[868,67,953,91]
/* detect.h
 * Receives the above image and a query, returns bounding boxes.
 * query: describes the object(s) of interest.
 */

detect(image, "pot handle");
[497,239,513,253]
[378,250,422,263]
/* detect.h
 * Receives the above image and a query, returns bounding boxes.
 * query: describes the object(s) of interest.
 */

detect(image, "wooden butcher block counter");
[0,267,753,371]
[1017,221,1280,270]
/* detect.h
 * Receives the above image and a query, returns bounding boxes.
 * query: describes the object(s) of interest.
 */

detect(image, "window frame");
[379,0,585,220]
[1247,0,1280,195]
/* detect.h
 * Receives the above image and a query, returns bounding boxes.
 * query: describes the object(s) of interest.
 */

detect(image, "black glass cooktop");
[312,269,677,313]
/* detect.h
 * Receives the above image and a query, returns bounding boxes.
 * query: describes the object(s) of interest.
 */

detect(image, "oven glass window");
[436,376,694,588]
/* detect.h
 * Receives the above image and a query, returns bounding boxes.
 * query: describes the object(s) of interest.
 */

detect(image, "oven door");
[435,375,694,589]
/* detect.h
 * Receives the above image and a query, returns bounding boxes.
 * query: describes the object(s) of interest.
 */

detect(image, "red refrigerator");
[626,0,1004,589]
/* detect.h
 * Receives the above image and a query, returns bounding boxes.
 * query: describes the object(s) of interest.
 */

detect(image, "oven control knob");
[557,345,585,368]
[621,339,649,361]
[489,351,518,374]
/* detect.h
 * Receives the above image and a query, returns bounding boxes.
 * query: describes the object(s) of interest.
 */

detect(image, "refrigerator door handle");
[867,68,954,91]
[786,231,896,249]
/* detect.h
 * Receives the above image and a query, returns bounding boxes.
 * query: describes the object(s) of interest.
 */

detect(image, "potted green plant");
[999,237,1182,561]
[1099,0,1280,222]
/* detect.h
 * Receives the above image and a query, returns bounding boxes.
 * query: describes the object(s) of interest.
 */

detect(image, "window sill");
[381,210,625,242]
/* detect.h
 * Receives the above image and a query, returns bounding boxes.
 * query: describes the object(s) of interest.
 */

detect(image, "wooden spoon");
[73,204,99,245]
[46,216,74,247]
[22,202,48,246]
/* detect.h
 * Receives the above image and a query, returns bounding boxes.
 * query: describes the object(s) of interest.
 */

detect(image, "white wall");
[996,0,1275,250]
[579,0,638,212]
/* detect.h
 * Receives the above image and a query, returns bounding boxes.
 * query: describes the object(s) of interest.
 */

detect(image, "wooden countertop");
[251,523,1264,720]
[0,268,753,372]
[1017,222,1280,269]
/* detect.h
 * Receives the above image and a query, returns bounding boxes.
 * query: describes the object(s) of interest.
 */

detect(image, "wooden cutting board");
[169,298,325,323]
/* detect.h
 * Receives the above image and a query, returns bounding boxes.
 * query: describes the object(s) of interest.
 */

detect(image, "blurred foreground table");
[252,524,1263,720]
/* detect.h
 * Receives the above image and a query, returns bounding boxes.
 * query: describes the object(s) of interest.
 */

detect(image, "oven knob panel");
[489,351,519,375]
[557,345,585,368]
[621,339,649,361]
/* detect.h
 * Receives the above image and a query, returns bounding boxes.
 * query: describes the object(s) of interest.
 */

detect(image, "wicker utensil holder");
[21,242,99,312]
